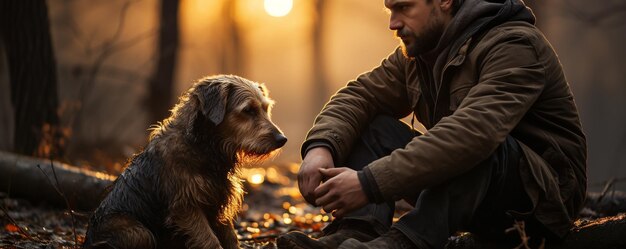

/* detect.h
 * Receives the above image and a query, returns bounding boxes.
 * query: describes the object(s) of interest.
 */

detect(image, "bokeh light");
[264,0,293,17]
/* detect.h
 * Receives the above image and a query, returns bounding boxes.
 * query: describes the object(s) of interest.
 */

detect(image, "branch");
[37,158,79,248]
[68,0,155,141]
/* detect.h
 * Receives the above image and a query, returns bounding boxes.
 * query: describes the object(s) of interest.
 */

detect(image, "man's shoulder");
[469,21,549,57]
[479,21,545,46]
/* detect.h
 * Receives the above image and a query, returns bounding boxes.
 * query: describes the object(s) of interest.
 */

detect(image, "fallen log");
[558,214,626,249]
[585,191,626,217]
[0,150,115,211]
[445,214,626,249]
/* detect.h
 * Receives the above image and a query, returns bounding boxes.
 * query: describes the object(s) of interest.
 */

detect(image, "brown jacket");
[302,5,586,238]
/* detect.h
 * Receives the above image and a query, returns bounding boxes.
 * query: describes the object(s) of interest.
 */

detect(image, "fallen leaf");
[5,223,20,233]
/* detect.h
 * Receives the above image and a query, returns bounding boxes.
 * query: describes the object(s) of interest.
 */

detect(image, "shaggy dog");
[83,75,287,249]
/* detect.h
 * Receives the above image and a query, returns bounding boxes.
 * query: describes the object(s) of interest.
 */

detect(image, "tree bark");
[0,0,62,157]
[0,151,114,211]
[147,0,180,124]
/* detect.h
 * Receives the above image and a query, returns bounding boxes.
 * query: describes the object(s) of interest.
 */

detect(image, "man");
[278,0,586,248]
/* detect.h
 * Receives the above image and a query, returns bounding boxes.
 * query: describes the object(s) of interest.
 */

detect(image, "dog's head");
[189,75,287,159]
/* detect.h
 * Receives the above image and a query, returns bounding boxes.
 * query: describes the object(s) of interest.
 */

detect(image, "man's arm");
[297,48,411,206]
[301,47,412,165]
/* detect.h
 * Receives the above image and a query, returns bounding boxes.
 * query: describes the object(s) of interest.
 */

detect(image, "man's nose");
[389,14,402,30]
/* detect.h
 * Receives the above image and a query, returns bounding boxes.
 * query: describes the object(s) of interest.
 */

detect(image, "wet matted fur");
[83,75,287,249]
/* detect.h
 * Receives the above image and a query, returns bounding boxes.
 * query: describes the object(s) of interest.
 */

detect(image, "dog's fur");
[83,75,287,249]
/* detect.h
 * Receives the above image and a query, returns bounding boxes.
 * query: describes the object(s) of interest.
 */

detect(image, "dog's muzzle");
[274,133,288,148]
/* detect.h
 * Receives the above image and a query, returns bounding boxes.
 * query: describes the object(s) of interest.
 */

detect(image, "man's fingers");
[314,188,335,207]
[322,200,341,214]
[319,167,345,177]
[313,178,333,199]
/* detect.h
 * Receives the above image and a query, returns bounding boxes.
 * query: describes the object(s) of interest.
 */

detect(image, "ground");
[1,164,624,249]
[0,165,330,249]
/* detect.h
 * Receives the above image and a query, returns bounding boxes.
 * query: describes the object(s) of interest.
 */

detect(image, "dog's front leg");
[166,208,223,249]
[214,221,239,249]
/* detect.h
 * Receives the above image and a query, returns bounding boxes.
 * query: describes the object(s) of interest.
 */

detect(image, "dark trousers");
[326,116,533,248]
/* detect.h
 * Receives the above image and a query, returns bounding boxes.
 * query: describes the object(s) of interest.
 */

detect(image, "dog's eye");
[243,106,257,116]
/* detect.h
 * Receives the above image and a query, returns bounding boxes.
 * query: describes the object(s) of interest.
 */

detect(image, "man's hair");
[427,0,464,16]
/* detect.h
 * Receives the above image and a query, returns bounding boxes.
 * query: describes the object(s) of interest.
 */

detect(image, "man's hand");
[298,147,334,206]
[314,167,368,219]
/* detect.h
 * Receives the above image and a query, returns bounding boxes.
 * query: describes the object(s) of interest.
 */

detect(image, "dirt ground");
[0,167,329,249]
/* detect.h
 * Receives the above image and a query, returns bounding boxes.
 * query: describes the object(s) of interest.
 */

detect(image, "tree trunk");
[0,0,62,158]
[219,0,245,75]
[146,0,180,124]
[0,151,114,211]
[312,0,329,113]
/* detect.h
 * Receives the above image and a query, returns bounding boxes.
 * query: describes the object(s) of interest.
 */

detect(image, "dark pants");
[325,116,533,248]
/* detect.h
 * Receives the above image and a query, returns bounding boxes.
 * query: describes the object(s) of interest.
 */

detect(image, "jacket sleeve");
[366,32,546,201]
[301,47,413,164]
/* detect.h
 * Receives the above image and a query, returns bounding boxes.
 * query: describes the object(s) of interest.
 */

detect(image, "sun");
[264,0,293,17]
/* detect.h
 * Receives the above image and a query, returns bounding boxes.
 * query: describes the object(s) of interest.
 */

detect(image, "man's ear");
[195,81,229,125]
[439,0,454,14]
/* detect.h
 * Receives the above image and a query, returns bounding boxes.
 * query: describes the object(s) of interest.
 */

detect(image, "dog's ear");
[195,81,230,125]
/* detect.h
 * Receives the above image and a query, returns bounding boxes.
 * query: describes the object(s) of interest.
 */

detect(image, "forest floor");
[0,164,333,249]
[1,163,625,249]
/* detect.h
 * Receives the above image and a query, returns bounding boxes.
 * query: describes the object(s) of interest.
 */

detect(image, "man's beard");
[397,18,446,58]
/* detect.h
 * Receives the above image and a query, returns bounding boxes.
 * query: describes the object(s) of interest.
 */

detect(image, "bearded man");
[278,0,587,248]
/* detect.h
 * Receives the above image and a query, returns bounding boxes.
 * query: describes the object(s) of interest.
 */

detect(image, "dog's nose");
[274,133,288,147]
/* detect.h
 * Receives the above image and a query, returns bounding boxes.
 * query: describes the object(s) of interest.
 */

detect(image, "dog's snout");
[274,133,288,147]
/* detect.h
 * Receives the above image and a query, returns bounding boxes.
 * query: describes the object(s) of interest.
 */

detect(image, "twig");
[37,157,79,248]
[0,204,39,242]
[505,220,531,249]
[597,177,617,204]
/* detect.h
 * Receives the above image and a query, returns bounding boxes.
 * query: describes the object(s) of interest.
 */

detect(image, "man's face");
[385,0,447,58]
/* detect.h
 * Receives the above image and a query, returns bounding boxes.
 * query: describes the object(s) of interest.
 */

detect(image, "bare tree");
[146,0,180,124]
[61,0,154,164]
[220,0,245,75]
[312,0,330,112]
[0,0,63,158]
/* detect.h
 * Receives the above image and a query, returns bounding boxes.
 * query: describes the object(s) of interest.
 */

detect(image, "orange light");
[249,173,265,185]
[283,217,293,224]
[264,0,293,17]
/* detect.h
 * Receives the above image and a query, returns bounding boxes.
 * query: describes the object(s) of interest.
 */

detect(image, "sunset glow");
[264,0,293,17]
